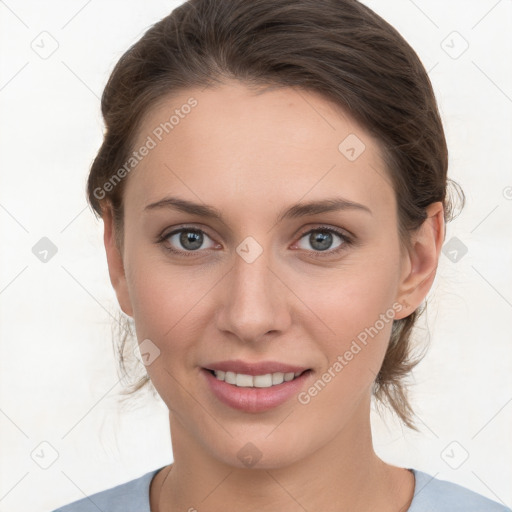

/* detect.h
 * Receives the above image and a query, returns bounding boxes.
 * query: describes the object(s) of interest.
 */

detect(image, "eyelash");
[156,225,354,258]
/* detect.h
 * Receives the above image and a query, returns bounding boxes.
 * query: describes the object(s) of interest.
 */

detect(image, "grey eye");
[297,229,345,252]
[167,229,215,251]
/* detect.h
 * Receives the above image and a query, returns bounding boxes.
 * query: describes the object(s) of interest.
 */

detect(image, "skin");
[102,80,445,512]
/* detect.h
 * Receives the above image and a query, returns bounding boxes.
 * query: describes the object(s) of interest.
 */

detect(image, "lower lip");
[202,368,312,413]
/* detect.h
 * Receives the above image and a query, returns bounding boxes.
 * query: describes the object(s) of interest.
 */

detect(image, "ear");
[394,202,445,320]
[102,203,134,318]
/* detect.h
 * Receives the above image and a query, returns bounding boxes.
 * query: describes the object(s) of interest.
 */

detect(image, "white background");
[0,1,511,511]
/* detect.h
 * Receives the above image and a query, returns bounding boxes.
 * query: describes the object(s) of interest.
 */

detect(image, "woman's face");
[109,81,415,468]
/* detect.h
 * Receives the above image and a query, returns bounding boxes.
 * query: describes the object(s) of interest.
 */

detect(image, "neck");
[154,402,414,512]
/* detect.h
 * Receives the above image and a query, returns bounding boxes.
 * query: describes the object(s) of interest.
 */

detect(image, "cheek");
[305,256,400,341]
[295,276,398,430]
[299,250,402,389]
[310,290,395,383]
[125,258,211,405]
[125,249,218,353]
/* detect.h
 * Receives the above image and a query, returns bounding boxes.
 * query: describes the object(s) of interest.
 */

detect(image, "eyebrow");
[143,195,372,222]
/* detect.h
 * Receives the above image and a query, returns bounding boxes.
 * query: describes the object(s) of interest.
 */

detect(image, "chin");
[207,429,312,471]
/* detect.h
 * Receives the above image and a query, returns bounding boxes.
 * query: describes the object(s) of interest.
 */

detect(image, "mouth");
[205,368,309,388]
[201,363,313,413]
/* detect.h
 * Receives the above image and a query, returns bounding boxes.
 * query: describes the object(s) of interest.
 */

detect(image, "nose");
[215,246,292,344]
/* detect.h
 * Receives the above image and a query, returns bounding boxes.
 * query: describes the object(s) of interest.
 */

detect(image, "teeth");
[212,370,304,388]
[236,373,253,387]
[225,371,236,384]
[272,372,284,385]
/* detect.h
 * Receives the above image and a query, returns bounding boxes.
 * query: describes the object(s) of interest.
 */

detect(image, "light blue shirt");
[51,467,511,511]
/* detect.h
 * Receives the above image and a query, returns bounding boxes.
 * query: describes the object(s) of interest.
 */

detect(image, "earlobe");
[102,203,134,318]
[394,202,445,320]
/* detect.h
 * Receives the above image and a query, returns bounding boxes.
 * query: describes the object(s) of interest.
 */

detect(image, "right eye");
[158,227,219,256]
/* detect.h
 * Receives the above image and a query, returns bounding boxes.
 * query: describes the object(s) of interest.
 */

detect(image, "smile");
[202,366,313,413]
[209,369,305,388]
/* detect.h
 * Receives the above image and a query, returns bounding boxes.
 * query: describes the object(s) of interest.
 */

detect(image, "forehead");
[124,81,394,217]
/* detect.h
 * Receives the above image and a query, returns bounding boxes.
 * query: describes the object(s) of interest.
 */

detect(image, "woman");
[52,0,509,510]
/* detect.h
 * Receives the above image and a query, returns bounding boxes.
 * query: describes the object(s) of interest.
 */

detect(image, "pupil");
[311,231,331,251]
[180,231,203,250]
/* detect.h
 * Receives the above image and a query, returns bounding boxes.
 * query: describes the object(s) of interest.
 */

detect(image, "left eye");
[295,227,349,253]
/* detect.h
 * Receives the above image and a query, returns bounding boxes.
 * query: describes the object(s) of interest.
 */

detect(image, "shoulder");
[408,469,511,512]
[50,467,163,512]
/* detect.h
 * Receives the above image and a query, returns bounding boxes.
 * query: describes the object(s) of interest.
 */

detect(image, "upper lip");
[204,359,310,375]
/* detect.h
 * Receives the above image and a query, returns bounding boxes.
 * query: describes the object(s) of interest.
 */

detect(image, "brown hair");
[87,0,464,428]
